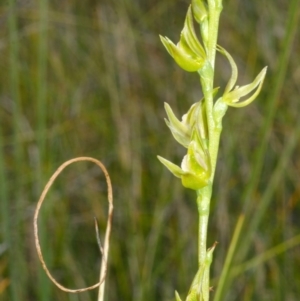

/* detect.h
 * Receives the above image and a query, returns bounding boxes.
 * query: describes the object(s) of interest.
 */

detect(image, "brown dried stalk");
[33,157,113,301]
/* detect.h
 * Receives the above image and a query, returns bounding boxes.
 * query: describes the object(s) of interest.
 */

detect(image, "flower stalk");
[158,0,267,300]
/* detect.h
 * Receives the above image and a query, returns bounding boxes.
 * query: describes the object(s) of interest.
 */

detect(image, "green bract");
[160,6,206,72]
[185,243,216,301]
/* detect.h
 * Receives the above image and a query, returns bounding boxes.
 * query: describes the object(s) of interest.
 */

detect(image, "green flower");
[158,127,211,190]
[160,6,206,72]
[217,45,267,108]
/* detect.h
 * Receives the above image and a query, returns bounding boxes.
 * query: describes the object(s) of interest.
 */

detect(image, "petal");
[160,35,204,72]
[175,291,183,301]
[181,171,210,190]
[188,138,209,172]
[164,103,191,147]
[182,102,199,127]
[195,99,208,140]
[223,67,268,107]
[157,156,185,178]
[165,119,190,148]
[217,45,238,94]
[181,6,206,58]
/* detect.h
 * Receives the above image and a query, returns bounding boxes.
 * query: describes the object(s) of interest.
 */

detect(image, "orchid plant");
[157,0,267,300]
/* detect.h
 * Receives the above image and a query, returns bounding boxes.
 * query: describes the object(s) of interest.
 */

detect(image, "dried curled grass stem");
[33,157,113,301]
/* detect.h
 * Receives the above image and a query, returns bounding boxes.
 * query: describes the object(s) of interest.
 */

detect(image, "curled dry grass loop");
[33,157,113,300]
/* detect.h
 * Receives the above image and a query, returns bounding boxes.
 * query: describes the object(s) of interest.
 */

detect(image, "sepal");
[175,291,183,301]
[157,156,185,178]
[159,6,206,72]
[160,36,204,72]
[164,103,191,148]
[217,45,267,108]
[181,6,206,59]
[223,67,267,107]
[217,46,238,95]
[164,102,206,148]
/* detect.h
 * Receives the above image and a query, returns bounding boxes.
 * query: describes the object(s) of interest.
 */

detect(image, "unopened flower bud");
[192,0,208,23]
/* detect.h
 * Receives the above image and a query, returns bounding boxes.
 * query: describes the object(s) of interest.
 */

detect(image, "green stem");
[199,0,223,168]
[195,2,223,298]
[207,1,223,68]
[197,185,212,266]
[200,1,222,121]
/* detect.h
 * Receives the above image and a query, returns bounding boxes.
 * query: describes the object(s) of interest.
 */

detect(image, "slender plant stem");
[197,185,212,266]
[207,1,222,69]
[196,127,222,269]
[196,1,223,271]
[202,1,222,140]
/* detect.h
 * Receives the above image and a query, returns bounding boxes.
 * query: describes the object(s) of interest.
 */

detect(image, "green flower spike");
[160,6,206,72]
[157,126,211,190]
[217,45,267,108]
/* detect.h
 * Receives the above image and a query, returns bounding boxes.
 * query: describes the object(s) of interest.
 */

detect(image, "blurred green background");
[0,0,300,300]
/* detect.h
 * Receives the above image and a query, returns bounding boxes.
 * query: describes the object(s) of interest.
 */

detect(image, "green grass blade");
[8,0,27,299]
[213,215,244,301]
[241,0,300,214]
[231,233,300,278]
[233,0,300,268]
[36,0,52,300]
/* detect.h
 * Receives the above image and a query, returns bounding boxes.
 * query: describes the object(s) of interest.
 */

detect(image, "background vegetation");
[0,0,299,300]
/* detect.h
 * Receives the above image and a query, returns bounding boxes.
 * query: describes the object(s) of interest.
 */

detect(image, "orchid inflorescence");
[157,0,267,300]
[158,1,266,193]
